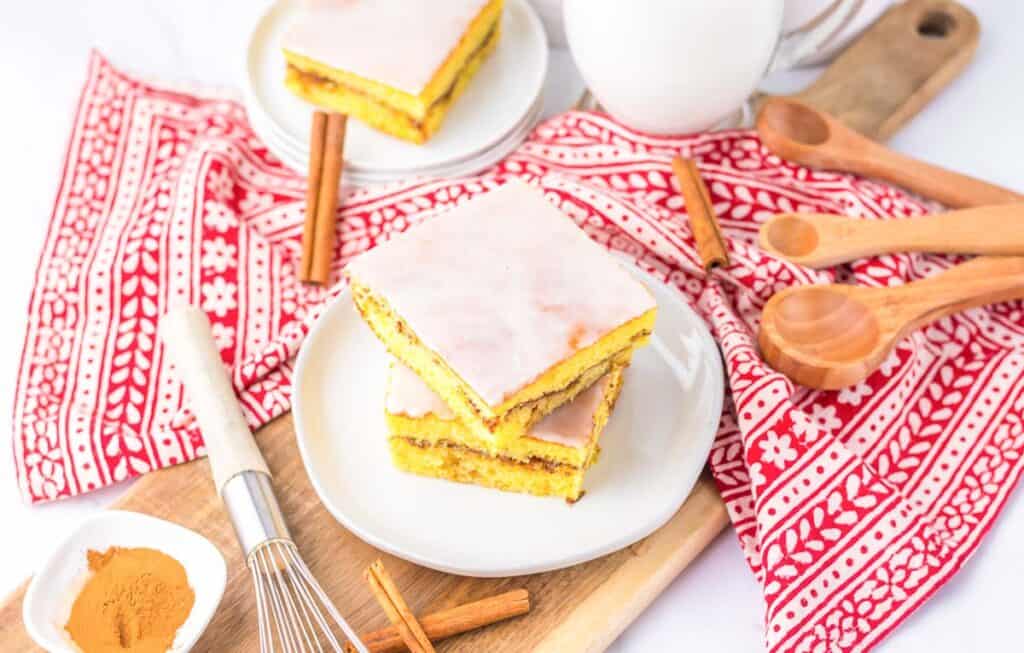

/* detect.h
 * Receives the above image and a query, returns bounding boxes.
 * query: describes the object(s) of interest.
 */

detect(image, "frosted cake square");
[347,179,657,444]
[386,360,625,501]
[282,0,503,143]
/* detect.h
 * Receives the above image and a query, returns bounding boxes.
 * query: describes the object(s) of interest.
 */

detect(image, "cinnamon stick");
[300,111,347,284]
[346,590,530,653]
[364,559,435,653]
[300,111,327,282]
[672,156,730,271]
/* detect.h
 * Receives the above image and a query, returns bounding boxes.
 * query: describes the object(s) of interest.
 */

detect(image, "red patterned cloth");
[14,53,1024,652]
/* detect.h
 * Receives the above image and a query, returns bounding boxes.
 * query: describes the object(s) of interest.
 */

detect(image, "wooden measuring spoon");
[760,204,1024,268]
[759,256,1024,390]
[756,98,1024,208]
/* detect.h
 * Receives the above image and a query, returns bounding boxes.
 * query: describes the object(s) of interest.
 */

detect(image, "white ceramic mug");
[527,0,569,47]
[563,0,865,134]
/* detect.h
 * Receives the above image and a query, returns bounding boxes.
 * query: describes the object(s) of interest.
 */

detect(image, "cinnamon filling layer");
[401,437,580,475]
[486,331,648,419]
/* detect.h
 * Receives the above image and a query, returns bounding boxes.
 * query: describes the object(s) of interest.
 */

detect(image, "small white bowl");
[23,510,227,652]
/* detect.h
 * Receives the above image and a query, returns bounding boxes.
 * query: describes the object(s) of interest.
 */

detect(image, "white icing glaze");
[348,179,656,407]
[387,359,457,420]
[282,0,492,95]
[387,361,610,448]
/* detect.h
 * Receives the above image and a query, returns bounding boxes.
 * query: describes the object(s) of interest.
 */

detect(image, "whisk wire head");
[274,545,324,652]
[160,315,369,653]
[249,540,369,653]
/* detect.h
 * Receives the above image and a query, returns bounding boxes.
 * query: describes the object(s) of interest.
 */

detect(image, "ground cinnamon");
[65,546,195,653]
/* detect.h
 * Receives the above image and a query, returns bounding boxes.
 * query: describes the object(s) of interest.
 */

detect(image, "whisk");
[161,306,369,653]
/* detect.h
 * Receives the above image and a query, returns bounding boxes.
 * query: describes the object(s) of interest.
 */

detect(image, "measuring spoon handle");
[887,256,1024,329]
[771,204,1024,267]
[850,141,1024,209]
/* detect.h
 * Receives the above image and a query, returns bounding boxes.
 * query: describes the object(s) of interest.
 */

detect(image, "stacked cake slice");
[386,361,625,500]
[347,180,657,501]
[282,0,504,143]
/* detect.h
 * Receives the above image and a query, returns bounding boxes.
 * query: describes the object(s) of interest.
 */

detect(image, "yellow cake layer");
[390,437,596,502]
[386,365,625,465]
[283,0,502,143]
[352,279,652,443]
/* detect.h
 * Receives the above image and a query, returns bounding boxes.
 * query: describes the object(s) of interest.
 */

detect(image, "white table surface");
[1,2,1021,651]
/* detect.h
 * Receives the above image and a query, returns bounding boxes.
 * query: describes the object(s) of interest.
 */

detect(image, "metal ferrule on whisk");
[162,307,369,652]
[221,470,292,557]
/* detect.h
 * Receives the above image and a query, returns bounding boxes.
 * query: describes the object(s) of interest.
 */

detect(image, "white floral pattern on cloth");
[12,53,1024,652]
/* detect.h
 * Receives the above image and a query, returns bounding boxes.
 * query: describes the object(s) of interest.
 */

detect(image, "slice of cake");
[347,179,657,445]
[387,360,625,501]
[282,0,503,144]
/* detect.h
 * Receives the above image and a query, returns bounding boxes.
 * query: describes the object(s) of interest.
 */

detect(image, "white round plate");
[244,0,548,177]
[292,267,724,577]
[256,95,543,183]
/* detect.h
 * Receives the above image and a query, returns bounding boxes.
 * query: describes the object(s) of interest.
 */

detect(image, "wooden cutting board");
[0,1,979,650]
[787,0,979,140]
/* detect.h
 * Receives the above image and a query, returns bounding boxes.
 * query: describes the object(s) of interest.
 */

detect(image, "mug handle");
[769,0,866,72]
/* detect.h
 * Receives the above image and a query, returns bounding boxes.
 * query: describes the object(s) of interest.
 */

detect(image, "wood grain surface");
[0,0,981,649]
[0,416,727,652]
[790,0,979,140]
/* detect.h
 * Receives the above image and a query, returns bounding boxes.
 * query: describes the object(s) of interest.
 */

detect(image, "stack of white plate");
[243,0,549,185]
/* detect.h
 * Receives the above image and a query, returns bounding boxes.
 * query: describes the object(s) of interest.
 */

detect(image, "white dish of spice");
[23,510,227,653]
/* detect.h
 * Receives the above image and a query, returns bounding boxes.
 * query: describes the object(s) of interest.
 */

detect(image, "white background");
[1,1,1022,651]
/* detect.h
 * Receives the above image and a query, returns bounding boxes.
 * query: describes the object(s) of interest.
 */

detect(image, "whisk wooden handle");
[160,305,270,492]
